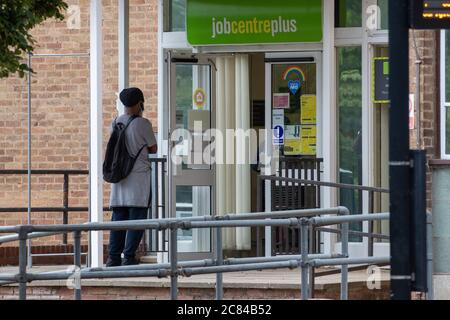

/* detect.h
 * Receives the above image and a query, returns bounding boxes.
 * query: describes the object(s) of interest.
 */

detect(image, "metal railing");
[256,175,390,257]
[0,169,97,265]
[0,169,91,244]
[0,157,167,262]
[0,207,390,300]
[146,157,167,254]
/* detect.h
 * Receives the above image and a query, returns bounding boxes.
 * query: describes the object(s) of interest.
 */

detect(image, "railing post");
[63,173,69,245]
[426,212,434,300]
[215,227,224,300]
[300,218,309,300]
[18,228,29,300]
[161,160,167,253]
[341,220,349,300]
[74,231,82,300]
[169,223,178,300]
[256,175,262,257]
[309,224,315,298]
[368,191,374,257]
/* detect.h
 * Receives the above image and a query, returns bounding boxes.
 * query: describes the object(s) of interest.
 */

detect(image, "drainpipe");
[412,30,423,149]
[388,0,413,300]
[117,0,129,116]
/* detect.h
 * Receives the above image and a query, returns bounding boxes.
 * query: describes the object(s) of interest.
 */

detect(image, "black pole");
[388,0,412,300]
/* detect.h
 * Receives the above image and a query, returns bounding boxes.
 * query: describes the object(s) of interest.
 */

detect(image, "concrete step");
[139,255,158,264]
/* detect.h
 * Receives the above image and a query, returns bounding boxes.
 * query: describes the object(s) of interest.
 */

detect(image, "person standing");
[106,87,157,267]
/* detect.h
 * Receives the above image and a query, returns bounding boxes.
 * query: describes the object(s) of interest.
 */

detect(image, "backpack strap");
[124,115,138,130]
[133,144,147,160]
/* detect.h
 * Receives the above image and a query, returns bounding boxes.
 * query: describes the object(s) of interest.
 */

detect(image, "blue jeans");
[108,207,148,262]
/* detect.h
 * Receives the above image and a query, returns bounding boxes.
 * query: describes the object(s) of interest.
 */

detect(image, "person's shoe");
[122,257,140,266]
[105,256,121,267]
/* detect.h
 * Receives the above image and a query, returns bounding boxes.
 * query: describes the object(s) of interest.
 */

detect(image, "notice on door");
[273,93,290,109]
[285,125,301,156]
[300,125,316,155]
[273,109,285,145]
[301,95,316,124]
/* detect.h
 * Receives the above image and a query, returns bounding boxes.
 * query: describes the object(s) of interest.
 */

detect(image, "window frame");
[440,30,450,160]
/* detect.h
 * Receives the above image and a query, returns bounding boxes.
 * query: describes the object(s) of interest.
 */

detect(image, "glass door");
[168,54,216,260]
[264,53,322,256]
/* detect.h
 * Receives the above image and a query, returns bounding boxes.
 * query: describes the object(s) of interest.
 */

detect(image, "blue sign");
[288,80,301,95]
[273,125,284,145]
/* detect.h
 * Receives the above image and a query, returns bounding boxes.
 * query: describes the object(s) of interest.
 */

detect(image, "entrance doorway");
[164,51,324,259]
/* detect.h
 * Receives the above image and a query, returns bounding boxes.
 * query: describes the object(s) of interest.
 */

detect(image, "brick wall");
[0,0,158,250]
[408,30,439,210]
[0,282,391,300]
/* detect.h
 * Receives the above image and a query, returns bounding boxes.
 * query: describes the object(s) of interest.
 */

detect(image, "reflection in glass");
[338,47,363,242]
[335,0,362,28]
[378,0,389,30]
[176,186,211,253]
[164,0,186,32]
[174,64,211,169]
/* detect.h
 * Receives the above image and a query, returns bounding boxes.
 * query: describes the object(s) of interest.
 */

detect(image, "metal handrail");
[259,175,389,193]
[0,207,391,301]
[0,169,94,248]
[257,174,390,260]
[0,157,167,259]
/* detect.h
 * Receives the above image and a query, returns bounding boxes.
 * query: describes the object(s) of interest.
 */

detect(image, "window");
[335,0,362,28]
[337,46,363,241]
[377,0,389,30]
[163,0,186,32]
[441,30,450,158]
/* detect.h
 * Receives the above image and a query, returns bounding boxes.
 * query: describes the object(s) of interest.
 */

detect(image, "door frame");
[167,52,217,261]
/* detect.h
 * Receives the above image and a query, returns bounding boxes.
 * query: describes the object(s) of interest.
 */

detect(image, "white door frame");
[334,0,390,258]
[167,54,217,261]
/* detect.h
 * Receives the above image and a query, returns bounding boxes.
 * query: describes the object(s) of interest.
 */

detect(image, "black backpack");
[103,116,146,183]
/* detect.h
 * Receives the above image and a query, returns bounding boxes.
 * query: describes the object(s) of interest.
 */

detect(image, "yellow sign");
[300,125,316,155]
[301,95,316,124]
[285,139,302,155]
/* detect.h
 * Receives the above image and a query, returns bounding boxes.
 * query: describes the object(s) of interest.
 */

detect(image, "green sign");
[372,57,390,104]
[186,0,323,46]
